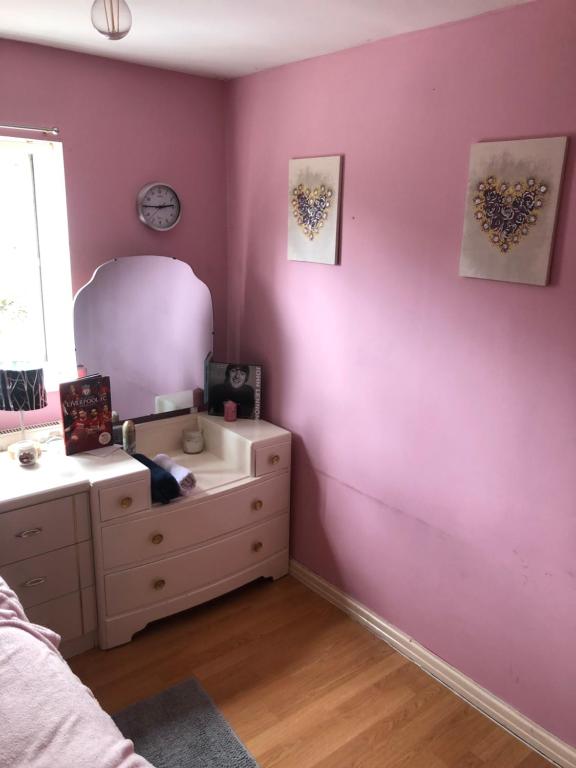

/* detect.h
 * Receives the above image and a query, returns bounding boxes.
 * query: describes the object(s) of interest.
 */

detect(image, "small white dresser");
[0,457,97,658]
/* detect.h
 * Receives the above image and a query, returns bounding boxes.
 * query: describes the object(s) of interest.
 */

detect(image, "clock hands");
[141,204,175,209]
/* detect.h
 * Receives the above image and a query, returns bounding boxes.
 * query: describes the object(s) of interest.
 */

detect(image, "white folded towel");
[152,453,196,495]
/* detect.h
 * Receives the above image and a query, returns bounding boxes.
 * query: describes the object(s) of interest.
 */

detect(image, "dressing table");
[90,412,290,649]
[0,412,291,652]
[0,256,291,653]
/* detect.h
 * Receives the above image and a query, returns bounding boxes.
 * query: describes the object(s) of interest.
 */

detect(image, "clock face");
[137,183,181,231]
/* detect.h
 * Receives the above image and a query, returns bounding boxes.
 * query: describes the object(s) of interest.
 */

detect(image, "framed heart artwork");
[459,137,567,286]
[287,155,342,264]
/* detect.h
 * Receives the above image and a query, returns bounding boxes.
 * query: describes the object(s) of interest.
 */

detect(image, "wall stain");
[314,465,451,540]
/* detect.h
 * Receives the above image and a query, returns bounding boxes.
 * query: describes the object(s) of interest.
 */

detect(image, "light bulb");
[91,0,132,40]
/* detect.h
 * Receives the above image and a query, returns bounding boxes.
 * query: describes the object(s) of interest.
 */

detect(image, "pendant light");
[91,0,132,40]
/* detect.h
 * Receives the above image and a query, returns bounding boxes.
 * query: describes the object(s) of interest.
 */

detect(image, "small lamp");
[0,368,47,465]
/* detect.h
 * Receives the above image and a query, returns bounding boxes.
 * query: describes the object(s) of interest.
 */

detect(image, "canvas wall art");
[287,155,342,264]
[459,137,567,286]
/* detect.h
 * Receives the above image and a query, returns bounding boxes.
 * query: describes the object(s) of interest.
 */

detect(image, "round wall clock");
[136,182,181,231]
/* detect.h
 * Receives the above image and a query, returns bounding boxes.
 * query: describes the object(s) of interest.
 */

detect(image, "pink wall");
[0,39,227,427]
[2,0,576,748]
[226,0,576,746]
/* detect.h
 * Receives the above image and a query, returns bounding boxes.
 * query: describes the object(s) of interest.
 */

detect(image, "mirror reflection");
[73,255,213,420]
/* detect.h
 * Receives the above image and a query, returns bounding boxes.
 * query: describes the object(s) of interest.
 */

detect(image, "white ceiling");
[0,0,534,79]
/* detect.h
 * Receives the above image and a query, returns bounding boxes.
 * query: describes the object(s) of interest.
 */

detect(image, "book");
[205,360,262,420]
[59,374,113,455]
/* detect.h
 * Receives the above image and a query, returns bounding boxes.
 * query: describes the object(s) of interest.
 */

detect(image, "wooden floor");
[69,576,551,768]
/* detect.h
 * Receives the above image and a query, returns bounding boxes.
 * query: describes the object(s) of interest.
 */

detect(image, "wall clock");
[136,182,181,231]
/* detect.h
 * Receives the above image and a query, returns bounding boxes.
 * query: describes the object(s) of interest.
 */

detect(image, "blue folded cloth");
[133,453,181,504]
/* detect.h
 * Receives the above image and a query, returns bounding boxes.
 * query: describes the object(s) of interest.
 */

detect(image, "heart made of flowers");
[291,184,333,241]
[473,176,548,253]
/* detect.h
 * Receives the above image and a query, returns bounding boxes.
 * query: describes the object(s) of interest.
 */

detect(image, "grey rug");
[113,677,259,768]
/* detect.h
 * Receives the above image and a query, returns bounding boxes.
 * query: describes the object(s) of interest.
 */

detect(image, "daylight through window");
[0,136,75,389]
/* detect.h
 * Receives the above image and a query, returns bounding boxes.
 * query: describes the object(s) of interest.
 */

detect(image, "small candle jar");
[224,400,237,422]
[16,441,40,467]
[182,428,204,454]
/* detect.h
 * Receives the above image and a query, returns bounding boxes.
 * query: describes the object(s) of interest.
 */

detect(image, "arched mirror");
[73,256,213,420]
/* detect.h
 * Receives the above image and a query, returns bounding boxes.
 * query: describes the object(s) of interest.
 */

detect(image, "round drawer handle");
[23,577,46,588]
[150,533,164,545]
[153,578,166,591]
[252,500,264,511]
[252,541,263,553]
[270,454,280,465]
[120,496,133,509]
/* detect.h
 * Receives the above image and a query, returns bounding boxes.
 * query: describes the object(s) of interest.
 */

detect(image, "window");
[0,136,76,389]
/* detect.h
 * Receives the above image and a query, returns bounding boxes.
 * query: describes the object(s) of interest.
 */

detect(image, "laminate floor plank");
[414,706,494,766]
[518,754,554,768]
[69,575,552,768]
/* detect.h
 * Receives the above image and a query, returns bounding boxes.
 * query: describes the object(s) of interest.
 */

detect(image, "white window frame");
[0,136,76,389]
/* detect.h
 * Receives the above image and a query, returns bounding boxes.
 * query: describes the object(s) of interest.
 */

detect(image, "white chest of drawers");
[89,414,291,649]
[0,458,97,658]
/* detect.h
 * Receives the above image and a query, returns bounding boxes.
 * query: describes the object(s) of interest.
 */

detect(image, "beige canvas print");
[288,155,342,264]
[459,137,567,286]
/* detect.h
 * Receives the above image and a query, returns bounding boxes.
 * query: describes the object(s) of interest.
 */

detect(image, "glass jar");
[182,428,204,454]
[15,441,40,467]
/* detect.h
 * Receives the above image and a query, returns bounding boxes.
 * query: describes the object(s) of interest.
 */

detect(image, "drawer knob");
[252,499,264,511]
[120,496,133,509]
[270,454,280,465]
[153,578,166,591]
[252,541,263,553]
[150,533,164,545]
[23,577,46,588]
[15,527,43,539]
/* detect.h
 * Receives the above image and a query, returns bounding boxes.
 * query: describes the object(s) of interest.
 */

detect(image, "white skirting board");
[289,559,576,768]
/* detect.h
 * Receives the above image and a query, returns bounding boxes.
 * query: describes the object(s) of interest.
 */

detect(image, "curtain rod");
[0,123,59,136]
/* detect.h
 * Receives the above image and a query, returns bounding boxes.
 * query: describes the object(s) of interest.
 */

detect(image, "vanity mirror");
[73,256,213,420]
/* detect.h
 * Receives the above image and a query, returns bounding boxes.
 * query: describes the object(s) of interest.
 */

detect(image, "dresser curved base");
[99,550,289,649]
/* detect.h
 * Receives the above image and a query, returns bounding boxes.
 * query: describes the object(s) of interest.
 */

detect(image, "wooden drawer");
[105,513,289,616]
[0,497,75,567]
[0,546,79,609]
[99,479,150,522]
[254,442,291,477]
[26,591,83,641]
[101,472,290,570]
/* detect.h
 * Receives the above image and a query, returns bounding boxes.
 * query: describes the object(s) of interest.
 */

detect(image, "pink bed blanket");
[0,576,154,768]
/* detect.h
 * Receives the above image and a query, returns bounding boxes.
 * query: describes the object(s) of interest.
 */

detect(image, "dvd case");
[59,375,112,455]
